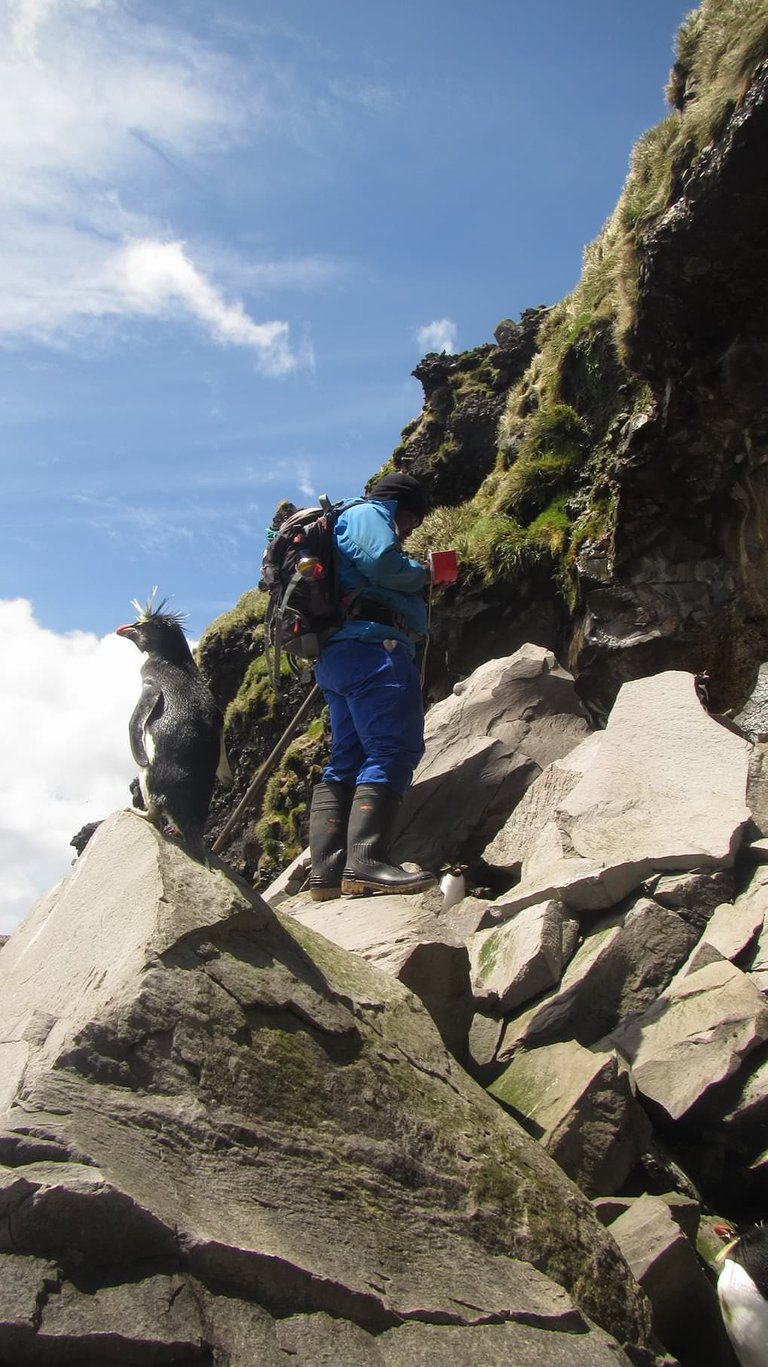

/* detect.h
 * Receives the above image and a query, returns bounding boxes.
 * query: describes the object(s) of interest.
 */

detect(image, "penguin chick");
[717,1226,768,1367]
[116,591,231,866]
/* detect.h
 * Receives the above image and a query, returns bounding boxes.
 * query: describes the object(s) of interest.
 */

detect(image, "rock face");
[607,1197,735,1367]
[393,644,592,869]
[488,1041,650,1198]
[0,811,659,1367]
[608,958,768,1122]
[485,671,750,907]
[286,892,473,1056]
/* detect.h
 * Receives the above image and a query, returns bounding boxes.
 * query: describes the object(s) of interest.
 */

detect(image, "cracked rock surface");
[0,811,662,1366]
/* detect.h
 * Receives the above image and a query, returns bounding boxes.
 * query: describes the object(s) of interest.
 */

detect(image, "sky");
[0,0,693,931]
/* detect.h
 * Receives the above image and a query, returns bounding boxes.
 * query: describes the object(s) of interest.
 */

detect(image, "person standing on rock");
[309,472,438,901]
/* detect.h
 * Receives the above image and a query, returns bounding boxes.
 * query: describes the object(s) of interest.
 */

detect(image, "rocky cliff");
[10,646,768,1365]
[198,0,768,886]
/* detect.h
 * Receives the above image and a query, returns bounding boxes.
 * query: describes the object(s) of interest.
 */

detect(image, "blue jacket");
[331,499,428,650]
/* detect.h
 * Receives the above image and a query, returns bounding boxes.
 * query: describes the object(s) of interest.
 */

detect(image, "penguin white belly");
[718,1258,768,1367]
[440,871,466,911]
[138,728,155,809]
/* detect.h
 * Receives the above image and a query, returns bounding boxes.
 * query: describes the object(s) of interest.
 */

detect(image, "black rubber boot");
[341,784,437,896]
[308,782,353,901]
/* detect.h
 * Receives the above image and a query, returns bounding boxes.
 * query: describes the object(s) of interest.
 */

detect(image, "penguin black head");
[116,589,193,665]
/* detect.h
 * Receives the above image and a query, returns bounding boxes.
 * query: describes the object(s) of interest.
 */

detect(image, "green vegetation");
[224,649,288,729]
[498,404,588,520]
[255,715,329,881]
[198,588,267,656]
[408,1,768,615]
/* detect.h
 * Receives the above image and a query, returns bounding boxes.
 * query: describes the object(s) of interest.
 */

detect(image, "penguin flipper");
[128,682,163,767]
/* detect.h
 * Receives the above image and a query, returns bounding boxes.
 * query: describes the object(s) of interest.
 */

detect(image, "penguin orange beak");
[116,624,137,639]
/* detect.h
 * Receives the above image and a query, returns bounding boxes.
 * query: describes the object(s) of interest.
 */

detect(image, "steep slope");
[402,0,768,716]
[201,0,768,878]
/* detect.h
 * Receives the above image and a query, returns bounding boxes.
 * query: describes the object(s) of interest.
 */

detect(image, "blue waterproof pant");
[314,639,425,795]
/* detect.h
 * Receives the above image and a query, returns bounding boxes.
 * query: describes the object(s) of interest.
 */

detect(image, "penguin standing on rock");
[116,591,232,865]
[717,1225,768,1367]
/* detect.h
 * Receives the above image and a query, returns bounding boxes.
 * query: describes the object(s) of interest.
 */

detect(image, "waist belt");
[348,597,406,631]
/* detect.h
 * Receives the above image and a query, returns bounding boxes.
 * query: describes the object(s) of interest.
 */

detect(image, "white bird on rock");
[439,866,466,912]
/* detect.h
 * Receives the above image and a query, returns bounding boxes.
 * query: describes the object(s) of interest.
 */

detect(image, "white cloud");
[0,598,142,934]
[416,318,458,355]
[0,0,302,369]
[112,239,296,373]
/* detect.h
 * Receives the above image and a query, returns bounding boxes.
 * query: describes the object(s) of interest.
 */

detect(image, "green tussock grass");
[408,495,572,587]
[255,717,329,880]
[198,589,267,652]
[485,0,768,609]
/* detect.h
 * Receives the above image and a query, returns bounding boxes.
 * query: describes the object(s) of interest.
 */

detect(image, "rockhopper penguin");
[116,591,232,865]
[718,1226,768,1367]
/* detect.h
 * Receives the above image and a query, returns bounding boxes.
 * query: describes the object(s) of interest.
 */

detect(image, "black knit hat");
[367,472,427,521]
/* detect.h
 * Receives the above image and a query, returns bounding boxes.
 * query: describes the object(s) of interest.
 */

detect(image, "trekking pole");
[420,555,434,689]
[211,684,320,854]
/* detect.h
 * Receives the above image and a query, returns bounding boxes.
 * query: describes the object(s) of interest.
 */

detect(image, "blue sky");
[0,0,692,927]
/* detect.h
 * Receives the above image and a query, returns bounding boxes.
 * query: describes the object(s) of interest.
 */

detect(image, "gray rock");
[0,811,657,1364]
[467,1013,505,1077]
[468,900,579,1012]
[695,895,764,964]
[743,837,768,862]
[489,1041,650,1196]
[498,897,697,1059]
[444,896,495,941]
[393,645,592,869]
[750,924,768,992]
[559,672,750,869]
[377,1319,640,1366]
[262,848,311,906]
[734,661,768,740]
[40,1273,204,1359]
[608,959,768,1120]
[593,1194,700,1244]
[592,1196,635,1227]
[0,1252,59,1337]
[394,733,537,868]
[708,1046,768,1135]
[746,739,768,834]
[609,1196,733,1367]
[642,869,735,934]
[485,672,750,909]
[483,732,600,875]
[287,893,473,1055]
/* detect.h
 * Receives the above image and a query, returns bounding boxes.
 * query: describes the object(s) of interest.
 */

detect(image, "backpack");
[260,496,358,688]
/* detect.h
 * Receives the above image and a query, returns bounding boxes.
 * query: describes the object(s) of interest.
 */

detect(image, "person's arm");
[336,504,427,592]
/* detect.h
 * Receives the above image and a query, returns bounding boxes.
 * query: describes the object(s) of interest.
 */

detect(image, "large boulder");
[484,672,750,910]
[608,1196,734,1367]
[468,899,579,1013]
[392,645,592,869]
[285,892,473,1056]
[497,896,698,1059]
[0,812,661,1366]
[488,1041,651,1197]
[607,957,768,1121]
